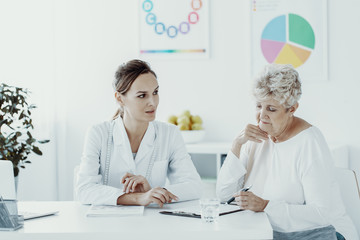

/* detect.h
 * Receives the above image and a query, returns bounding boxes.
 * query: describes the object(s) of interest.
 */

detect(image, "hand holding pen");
[229,185,269,212]
[226,185,252,204]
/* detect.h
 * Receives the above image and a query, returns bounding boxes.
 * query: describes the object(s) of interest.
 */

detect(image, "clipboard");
[159,204,243,219]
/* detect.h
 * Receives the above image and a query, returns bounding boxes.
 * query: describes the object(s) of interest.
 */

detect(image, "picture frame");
[139,0,210,59]
[250,0,328,81]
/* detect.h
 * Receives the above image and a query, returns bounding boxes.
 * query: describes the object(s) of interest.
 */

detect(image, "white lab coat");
[76,117,202,206]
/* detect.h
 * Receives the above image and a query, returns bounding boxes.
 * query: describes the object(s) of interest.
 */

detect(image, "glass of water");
[199,198,220,223]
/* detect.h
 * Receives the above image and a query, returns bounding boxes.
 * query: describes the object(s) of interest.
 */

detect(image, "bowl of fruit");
[168,110,205,143]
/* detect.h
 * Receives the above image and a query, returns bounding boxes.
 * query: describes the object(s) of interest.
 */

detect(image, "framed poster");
[251,0,328,81]
[139,0,210,59]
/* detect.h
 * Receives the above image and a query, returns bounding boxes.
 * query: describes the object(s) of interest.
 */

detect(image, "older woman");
[216,64,357,240]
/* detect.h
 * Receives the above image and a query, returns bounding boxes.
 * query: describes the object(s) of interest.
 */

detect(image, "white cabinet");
[186,142,231,179]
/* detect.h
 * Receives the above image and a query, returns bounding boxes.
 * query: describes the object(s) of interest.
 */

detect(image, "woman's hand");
[231,124,268,157]
[136,187,179,207]
[121,172,151,193]
[234,191,269,212]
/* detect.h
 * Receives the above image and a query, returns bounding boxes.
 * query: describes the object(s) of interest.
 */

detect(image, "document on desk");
[86,205,144,217]
[160,204,243,218]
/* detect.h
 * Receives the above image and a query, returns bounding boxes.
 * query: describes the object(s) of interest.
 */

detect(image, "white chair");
[334,167,360,236]
[73,165,80,201]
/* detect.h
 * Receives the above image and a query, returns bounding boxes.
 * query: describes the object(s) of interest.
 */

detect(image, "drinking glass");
[199,198,220,223]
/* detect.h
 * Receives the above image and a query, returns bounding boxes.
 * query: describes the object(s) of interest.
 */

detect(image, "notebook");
[86,205,144,217]
[0,160,59,221]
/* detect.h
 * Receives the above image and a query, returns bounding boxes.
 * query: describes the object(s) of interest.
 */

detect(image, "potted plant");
[0,83,50,178]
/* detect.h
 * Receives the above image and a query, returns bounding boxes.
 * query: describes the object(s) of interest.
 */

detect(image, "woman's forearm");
[231,140,243,158]
[117,192,141,205]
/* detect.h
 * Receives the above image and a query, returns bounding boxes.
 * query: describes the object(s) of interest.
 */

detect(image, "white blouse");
[216,126,358,240]
[76,117,202,206]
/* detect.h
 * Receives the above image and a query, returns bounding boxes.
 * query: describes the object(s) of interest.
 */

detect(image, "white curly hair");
[253,64,302,108]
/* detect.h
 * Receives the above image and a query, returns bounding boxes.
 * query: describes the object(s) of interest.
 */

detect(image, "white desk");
[1,201,273,240]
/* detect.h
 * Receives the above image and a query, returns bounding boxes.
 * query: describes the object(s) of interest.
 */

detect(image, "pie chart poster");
[251,0,327,81]
[139,0,210,59]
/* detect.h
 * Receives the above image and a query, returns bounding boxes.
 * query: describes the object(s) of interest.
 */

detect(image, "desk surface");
[1,201,273,240]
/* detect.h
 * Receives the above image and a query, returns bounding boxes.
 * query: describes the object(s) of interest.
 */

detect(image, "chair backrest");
[73,165,80,201]
[334,167,360,236]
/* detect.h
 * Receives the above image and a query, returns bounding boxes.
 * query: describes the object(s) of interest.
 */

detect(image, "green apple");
[191,115,203,124]
[168,115,178,125]
[176,115,190,125]
[181,110,191,118]
[191,123,203,130]
[178,123,190,130]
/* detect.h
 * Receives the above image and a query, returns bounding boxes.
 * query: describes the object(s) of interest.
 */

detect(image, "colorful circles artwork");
[142,0,202,39]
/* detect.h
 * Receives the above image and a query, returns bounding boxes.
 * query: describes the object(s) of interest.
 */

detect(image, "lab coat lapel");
[134,122,156,163]
[113,117,136,171]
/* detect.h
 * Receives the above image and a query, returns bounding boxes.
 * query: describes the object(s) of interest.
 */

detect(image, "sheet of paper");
[86,205,144,217]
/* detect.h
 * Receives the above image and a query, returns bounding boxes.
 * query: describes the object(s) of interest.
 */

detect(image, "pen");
[226,185,252,205]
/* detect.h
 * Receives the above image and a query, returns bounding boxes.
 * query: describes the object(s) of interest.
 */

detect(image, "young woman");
[76,59,202,207]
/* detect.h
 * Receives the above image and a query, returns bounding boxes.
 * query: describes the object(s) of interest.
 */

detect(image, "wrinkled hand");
[137,187,179,208]
[236,124,268,145]
[234,191,269,212]
[231,124,268,157]
[121,172,151,193]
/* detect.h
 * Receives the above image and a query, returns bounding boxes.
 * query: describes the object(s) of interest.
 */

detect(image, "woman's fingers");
[122,174,150,193]
[122,177,131,192]
[126,178,136,193]
[159,188,179,202]
[149,187,179,205]
[151,197,164,208]
[131,180,139,192]
[167,191,179,202]
[234,124,269,147]
[248,136,263,143]
[236,192,268,212]
[138,187,180,207]
[235,195,248,208]
[152,192,167,204]
[247,126,268,140]
[121,172,134,184]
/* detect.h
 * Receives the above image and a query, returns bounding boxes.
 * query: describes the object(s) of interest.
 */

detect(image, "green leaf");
[32,146,42,155]
[1,83,49,169]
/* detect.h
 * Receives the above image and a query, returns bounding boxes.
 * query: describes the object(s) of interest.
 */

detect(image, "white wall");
[1,0,360,200]
[0,0,57,200]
